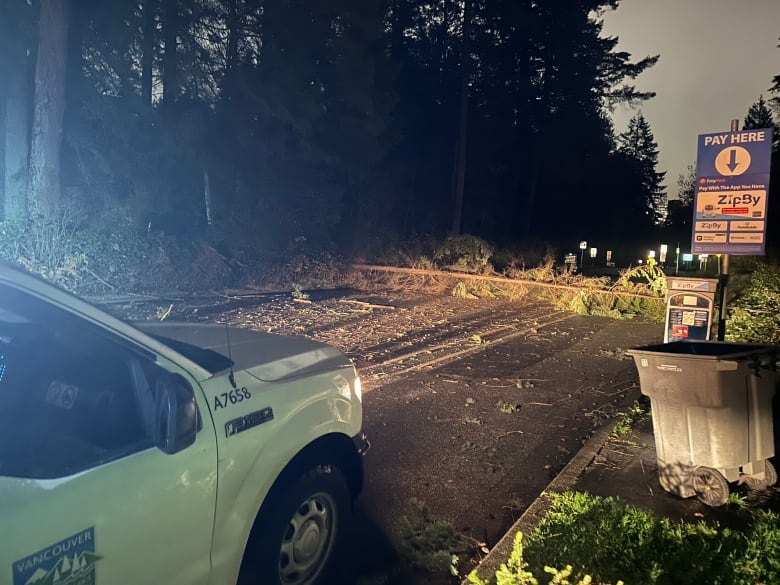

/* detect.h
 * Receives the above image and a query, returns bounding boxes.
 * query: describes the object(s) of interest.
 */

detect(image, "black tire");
[239,464,350,585]
[743,460,778,491]
[692,466,729,507]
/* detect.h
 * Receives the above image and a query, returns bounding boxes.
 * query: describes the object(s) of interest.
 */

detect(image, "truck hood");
[134,321,353,382]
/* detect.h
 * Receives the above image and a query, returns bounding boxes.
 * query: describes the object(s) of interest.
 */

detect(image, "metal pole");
[717,253,729,341]
[675,243,680,275]
[716,118,740,341]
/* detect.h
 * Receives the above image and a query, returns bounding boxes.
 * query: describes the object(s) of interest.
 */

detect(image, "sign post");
[691,121,773,339]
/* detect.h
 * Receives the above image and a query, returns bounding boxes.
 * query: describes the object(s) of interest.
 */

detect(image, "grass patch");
[497,400,522,414]
[610,400,649,439]
[471,491,780,585]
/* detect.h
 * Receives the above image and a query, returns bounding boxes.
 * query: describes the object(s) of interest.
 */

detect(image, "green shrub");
[467,532,543,585]
[0,213,88,290]
[468,531,608,585]
[613,264,667,297]
[610,400,649,439]
[398,498,468,576]
[434,234,494,273]
[505,491,780,585]
[0,211,229,294]
[726,262,780,344]
[549,289,664,322]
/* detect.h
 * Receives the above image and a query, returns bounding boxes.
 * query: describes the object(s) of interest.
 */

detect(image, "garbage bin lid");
[627,341,778,361]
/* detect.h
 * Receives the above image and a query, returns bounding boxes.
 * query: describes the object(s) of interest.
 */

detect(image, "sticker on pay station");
[695,190,767,220]
[730,220,764,231]
[694,232,728,243]
[730,232,764,243]
[695,220,727,232]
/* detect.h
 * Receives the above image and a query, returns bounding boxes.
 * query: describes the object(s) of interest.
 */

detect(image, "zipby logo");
[13,527,101,585]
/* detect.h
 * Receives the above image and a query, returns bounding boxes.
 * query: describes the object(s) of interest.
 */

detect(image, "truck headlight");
[353,376,362,402]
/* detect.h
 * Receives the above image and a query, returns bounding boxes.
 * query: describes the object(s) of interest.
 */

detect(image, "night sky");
[604,0,780,194]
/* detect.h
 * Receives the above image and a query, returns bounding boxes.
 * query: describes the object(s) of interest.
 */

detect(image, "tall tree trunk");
[162,0,178,107]
[450,0,472,234]
[203,168,213,226]
[65,0,86,102]
[515,158,539,239]
[437,0,451,97]
[222,0,240,206]
[27,0,69,219]
[226,0,239,76]
[141,0,156,104]
[3,73,30,222]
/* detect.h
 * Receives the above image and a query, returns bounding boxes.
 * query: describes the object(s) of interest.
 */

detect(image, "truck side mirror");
[155,373,199,454]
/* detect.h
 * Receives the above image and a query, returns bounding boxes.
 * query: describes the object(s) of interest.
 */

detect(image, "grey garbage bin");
[627,342,778,507]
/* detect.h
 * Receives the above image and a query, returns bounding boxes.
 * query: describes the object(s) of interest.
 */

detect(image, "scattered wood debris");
[339,299,397,310]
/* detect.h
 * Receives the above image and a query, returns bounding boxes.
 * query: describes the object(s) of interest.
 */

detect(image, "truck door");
[0,284,218,585]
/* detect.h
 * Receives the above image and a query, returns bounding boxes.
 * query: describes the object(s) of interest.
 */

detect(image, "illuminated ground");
[111,289,662,583]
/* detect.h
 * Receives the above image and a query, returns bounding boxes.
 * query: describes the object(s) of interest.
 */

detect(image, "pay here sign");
[692,128,773,255]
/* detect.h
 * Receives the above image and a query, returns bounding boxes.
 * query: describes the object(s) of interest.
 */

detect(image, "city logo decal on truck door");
[13,527,101,585]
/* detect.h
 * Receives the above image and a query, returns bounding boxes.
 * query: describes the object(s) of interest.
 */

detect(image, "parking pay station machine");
[664,277,719,343]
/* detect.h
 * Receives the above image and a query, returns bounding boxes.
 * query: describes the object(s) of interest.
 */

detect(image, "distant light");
[648,250,656,259]
[606,250,613,262]
[589,247,597,258]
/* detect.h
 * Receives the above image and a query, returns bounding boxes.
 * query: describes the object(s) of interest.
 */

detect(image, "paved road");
[342,301,662,584]
[113,289,663,584]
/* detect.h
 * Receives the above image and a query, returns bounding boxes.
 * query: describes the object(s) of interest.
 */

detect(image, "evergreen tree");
[676,163,696,208]
[506,1,658,241]
[664,163,695,244]
[378,0,659,242]
[4,0,667,257]
[761,44,780,249]
[770,36,780,119]
[743,95,779,151]
[617,112,666,224]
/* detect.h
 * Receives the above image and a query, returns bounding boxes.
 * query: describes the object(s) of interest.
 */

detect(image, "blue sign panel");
[692,128,773,255]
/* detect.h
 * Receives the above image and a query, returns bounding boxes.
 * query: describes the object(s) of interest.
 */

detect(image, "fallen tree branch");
[339,299,396,310]
[351,263,660,301]
[85,267,116,290]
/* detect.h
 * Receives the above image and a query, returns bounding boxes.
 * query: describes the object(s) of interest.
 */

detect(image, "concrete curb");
[464,388,641,584]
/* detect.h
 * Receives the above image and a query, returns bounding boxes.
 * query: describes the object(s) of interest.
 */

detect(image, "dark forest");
[1,0,779,289]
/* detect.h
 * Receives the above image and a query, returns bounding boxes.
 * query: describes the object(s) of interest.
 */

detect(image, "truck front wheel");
[240,465,350,585]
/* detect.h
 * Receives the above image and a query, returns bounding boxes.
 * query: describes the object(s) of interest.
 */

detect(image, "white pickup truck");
[0,264,368,585]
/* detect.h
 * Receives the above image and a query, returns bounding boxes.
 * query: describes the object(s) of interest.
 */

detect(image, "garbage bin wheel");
[743,460,777,491]
[692,467,729,507]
